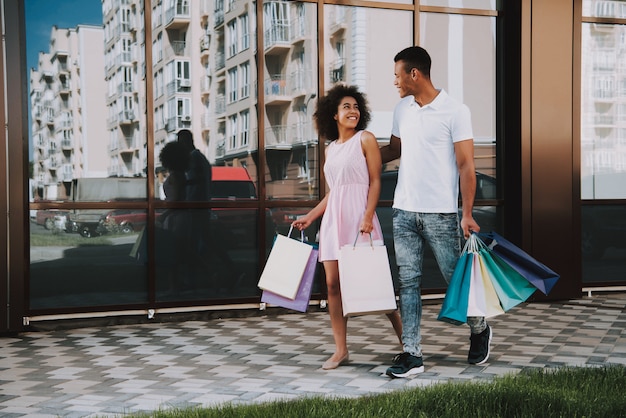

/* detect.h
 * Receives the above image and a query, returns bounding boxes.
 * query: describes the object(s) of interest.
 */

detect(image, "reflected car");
[210,166,258,249]
[35,209,69,230]
[100,209,148,234]
[269,171,498,244]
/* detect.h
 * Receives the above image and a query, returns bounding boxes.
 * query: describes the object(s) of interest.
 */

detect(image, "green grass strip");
[124,365,626,418]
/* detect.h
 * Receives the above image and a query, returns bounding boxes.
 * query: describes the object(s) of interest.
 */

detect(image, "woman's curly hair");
[313,84,371,141]
[159,140,189,172]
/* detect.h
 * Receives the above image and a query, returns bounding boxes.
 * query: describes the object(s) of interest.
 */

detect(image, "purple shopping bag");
[261,246,318,312]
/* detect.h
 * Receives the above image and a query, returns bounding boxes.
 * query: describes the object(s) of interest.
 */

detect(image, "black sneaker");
[385,352,424,378]
[468,324,492,365]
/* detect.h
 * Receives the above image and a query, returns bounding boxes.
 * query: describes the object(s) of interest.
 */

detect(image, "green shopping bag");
[478,246,537,311]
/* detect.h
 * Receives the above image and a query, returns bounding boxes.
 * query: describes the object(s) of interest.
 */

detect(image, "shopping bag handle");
[288,225,306,242]
[351,231,374,249]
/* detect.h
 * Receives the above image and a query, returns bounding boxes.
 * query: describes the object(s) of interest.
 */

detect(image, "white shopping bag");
[257,227,314,300]
[338,235,397,317]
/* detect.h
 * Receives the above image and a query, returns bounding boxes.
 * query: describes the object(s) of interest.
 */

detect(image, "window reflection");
[581,23,626,199]
[582,204,626,282]
[30,216,148,310]
[323,5,413,174]
[154,208,260,301]
[420,12,497,185]
[420,0,497,9]
[263,1,318,200]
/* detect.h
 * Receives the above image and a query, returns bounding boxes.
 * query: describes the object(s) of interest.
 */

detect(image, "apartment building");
[103,0,146,177]
[30,25,107,200]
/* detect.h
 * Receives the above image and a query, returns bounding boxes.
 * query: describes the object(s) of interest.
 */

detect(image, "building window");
[227,19,238,58]
[240,61,250,99]
[241,110,249,147]
[228,67,238,103]
[240,13,250,51]
[228,114,238,150]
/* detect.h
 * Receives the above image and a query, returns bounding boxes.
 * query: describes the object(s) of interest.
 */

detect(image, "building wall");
[2,0,625,333]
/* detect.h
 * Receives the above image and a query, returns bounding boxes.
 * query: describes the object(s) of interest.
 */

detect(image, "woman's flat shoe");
[322,353,349,370]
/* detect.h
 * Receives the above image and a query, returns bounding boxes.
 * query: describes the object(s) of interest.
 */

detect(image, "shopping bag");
[338,234,397,317]
[478,232,560,295]
[257,227,314,299]
[467,253,505,318]
[261,243,319,312]
[438,249,473,325]
[478,246,537,311]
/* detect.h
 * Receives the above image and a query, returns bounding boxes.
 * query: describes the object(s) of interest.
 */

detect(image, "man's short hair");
[394,46,431,78]
[177,129,194,150]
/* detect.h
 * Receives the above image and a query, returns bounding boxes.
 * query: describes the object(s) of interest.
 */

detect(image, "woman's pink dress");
[318,130,383,262]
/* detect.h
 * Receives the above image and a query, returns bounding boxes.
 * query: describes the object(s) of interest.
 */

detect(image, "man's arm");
[380,135,401,164]
[454,139,480,238]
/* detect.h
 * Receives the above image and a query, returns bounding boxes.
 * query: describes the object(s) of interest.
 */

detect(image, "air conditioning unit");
[182,115,191,122]
[180,79,191,87]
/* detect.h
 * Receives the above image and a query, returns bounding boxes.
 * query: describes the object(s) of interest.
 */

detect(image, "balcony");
[60,138,73,150]
[264,23,291,55]
[164,3,190,30]
[201,75,211,96]
[289,69,313,97]
[200,34,211,56]
[215,51,226,72]
[119,110,136,124]
[201,112,211,131]
[264,75,290,105]
[329,59,345,84]
[118,81,135,95]
[215,94,226,115]
[214,9,225,27]
[264,125,290,150]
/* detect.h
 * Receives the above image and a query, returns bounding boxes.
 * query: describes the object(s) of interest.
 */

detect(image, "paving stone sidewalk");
[1,293,625,417]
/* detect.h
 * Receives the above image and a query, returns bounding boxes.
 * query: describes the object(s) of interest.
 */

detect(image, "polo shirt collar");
[409,89,447,110]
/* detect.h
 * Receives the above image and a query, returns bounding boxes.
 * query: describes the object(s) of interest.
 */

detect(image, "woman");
[292,84,402,370]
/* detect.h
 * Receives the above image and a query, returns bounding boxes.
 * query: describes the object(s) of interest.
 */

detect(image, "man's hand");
[460,215,480,239]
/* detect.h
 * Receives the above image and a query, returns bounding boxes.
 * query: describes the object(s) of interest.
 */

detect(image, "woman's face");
[335,96,360,128]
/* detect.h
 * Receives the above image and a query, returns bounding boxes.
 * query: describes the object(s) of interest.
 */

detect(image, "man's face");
[394,60,415,98]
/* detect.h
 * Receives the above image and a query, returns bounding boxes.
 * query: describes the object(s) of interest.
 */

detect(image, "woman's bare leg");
[386,310,403,346]
[323,260,349,364]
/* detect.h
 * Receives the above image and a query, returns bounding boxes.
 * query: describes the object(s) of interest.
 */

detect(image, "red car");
[35,209,69,230]
[100,209,148,234]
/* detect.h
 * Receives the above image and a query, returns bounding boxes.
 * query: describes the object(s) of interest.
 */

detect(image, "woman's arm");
[360,130,382,234]
[292,195,328,231]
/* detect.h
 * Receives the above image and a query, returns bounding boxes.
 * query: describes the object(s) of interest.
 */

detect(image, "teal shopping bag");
[438,251,473,325]
[478,247,537,311]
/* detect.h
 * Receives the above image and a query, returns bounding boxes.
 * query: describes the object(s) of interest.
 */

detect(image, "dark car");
[269,170,498,245]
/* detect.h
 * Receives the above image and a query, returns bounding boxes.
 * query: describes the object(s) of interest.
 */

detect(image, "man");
[380,46,491,378]
[177,129,212,201]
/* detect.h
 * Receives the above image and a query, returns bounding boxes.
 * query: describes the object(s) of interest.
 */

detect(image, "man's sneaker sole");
[386,365,425,378]
[472,325,492,365]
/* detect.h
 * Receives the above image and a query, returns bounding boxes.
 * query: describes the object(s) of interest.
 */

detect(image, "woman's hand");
[358,219,373,234]
[292,214,313,231]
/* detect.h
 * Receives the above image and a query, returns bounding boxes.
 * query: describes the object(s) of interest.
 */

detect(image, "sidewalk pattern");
[1,293,625,417]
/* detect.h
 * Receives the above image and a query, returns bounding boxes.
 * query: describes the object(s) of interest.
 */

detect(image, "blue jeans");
[393,209,486,357]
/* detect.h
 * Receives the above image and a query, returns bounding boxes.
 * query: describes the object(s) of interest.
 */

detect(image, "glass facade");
[26,0,501,313]
[581,0,626,281]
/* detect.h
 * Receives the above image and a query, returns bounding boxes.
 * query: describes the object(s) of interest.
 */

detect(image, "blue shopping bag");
[438,249,473,325]
[478,232,560,295]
